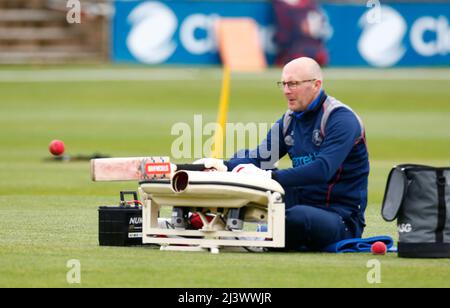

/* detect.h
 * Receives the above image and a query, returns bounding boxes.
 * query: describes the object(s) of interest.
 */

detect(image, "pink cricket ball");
[371,241,387,255]
[49,140,65,156]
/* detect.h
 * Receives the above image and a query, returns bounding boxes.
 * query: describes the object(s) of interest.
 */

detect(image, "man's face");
[281,67,322,112]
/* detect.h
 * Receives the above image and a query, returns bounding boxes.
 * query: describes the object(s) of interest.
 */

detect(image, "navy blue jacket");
[226,91,370,237]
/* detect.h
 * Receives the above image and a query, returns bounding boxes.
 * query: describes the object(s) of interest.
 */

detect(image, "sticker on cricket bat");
[144,162,172,175]
[91,157,172,182]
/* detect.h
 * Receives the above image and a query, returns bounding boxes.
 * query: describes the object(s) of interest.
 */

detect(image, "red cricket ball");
[49,140,65,156]
[371,241,387,255]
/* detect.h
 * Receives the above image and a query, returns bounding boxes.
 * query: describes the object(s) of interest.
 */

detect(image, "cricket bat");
[91,156,206,182]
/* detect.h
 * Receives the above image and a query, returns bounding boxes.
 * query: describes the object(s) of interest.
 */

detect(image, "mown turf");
[0,67,449,288]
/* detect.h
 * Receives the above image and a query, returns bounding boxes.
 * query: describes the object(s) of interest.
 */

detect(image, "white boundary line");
[0,68,448,82]
[0,69,201,82]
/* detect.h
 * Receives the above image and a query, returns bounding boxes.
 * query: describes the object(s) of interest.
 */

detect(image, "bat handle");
[176,164,206,171]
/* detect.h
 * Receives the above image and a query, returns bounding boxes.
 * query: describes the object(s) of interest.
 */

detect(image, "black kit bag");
[382,164,450,258]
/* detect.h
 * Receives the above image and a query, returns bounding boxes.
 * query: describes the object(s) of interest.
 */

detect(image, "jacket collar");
[292,90,327,120]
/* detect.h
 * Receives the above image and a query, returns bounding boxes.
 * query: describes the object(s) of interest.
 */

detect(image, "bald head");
[283,57,323,83]
[280,57,324,112]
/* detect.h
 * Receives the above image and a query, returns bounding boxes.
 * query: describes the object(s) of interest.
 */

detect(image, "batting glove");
[232,164,272,179]
[193,158,228,172]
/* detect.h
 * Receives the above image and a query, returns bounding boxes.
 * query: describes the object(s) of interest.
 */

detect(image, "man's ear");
[314,79,323,90]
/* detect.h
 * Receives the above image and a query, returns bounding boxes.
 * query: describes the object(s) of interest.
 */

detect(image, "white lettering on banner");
[305,9,333,40]
[179,13,275,56]
[358,5,407,67]
[181,14,220,55]
[127,2,178,64]
[126,1,275,63]
[259,26,277,55]
[410,16,450,57]
[359,6,449,67]
[366,0,381,24]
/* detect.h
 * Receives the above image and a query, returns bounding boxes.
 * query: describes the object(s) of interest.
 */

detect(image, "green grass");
[0,67,449,288]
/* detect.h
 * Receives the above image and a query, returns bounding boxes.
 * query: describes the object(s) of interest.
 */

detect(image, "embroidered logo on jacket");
[312,129,323,146]
[284,132,295,147]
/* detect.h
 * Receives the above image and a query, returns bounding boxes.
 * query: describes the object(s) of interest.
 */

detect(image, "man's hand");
[232,164,272,179]
[193,158,228,172]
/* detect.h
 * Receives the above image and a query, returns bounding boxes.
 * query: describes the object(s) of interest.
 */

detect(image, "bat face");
[91,157,172,182]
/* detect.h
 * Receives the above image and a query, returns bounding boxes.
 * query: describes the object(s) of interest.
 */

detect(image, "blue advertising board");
[326,3,450,67]
[112,0,450,67]
[112,0,276,65]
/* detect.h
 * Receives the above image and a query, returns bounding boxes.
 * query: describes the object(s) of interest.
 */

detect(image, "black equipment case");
[98,191,146,246]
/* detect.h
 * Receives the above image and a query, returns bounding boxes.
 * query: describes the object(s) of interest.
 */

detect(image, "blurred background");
[0,0,448,67]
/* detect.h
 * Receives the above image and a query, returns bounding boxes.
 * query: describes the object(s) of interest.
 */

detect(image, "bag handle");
[381,166,409,222]
[396,164,450,172]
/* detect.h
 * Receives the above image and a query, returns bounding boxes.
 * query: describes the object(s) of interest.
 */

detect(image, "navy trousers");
[283,189,354,251]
